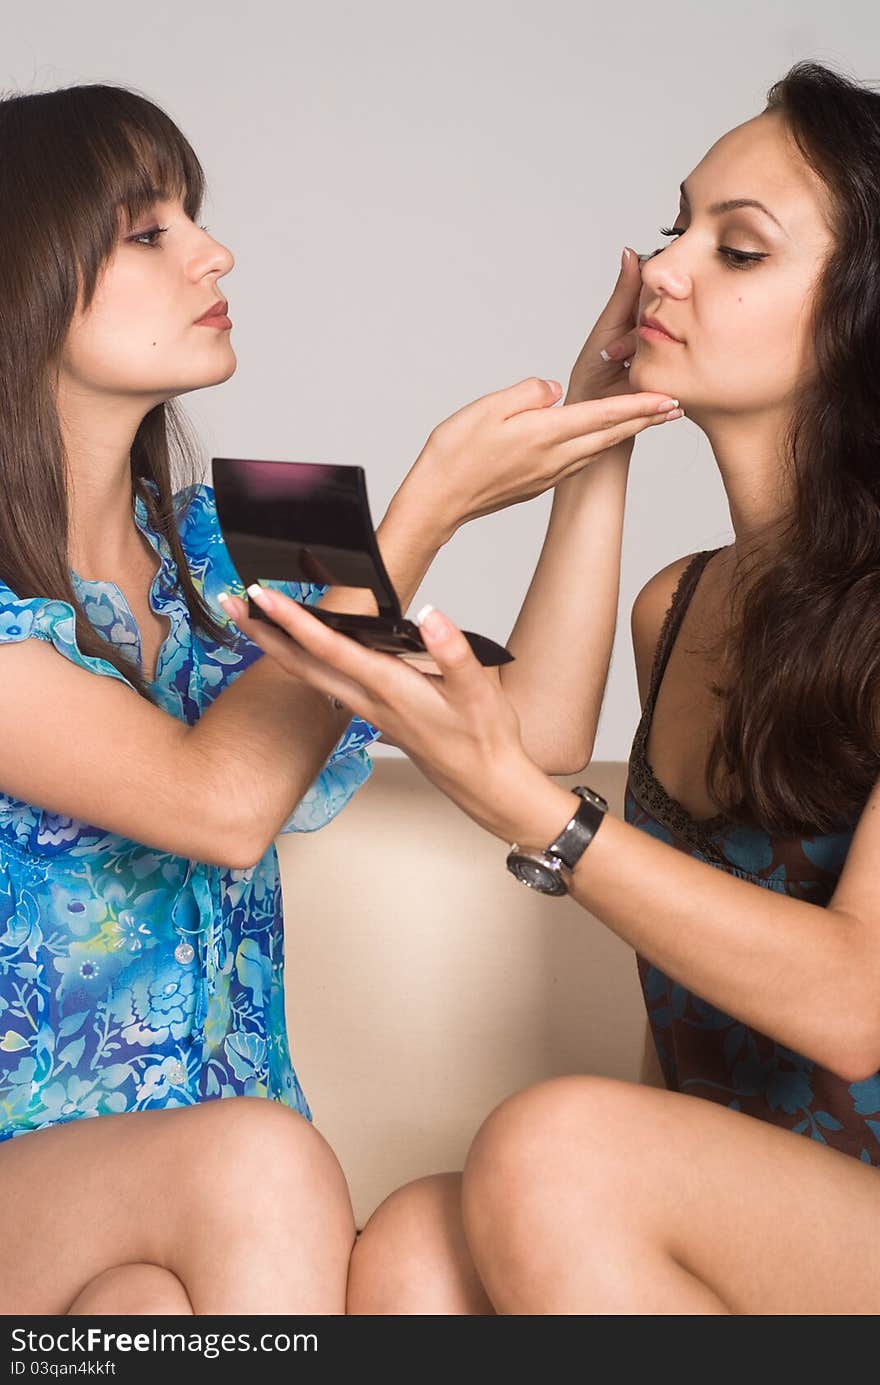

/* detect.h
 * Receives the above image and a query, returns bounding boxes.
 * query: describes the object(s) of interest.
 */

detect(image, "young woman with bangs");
[0,80,680,1312]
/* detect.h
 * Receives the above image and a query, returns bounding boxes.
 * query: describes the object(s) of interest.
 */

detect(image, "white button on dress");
[174,941,195,965]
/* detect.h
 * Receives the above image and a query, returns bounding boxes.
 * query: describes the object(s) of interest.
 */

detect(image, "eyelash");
[648,226,769,271]
[130,223,210,247]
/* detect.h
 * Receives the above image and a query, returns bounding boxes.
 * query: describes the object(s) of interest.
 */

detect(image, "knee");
[462,1075,649,1256]
[67,1263,193,1316]
[173,1097,354,1248]
[347,1173,491,1315]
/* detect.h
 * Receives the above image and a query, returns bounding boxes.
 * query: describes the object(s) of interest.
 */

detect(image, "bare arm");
[195,485,446,864]
[493,250,650,774]
[498,442,633,774]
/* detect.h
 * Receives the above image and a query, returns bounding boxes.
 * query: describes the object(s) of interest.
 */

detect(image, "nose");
[638,245,691,303]
[194,230,234,279]
[209,240,235,276]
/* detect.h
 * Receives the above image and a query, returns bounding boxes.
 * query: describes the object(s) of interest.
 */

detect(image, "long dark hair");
[0,81,237,703]
[701,59,880,836]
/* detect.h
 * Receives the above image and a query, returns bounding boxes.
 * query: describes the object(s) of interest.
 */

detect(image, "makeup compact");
[210,457,514,676]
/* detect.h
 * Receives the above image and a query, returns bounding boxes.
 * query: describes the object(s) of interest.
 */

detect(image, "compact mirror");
[211,457,515,676]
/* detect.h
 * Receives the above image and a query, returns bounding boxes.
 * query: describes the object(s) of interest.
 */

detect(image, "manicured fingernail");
[247,582,274,609]
[216,591,230,606]
[656,398,679,412]
[599,348,612,362]
[622,247,631,268]
[664,407,684,420]
[415,604,436,626]
[422,610,450,640]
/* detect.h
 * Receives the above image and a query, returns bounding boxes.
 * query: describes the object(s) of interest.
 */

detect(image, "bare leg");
[460,1075,880,1314]
[347,1173,494,1314]
[0,1096,355,1315]
[67,1265,193,1315]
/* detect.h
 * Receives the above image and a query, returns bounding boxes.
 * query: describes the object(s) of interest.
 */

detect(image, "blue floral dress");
[0,480,380,1142]
[625,548,880,1165]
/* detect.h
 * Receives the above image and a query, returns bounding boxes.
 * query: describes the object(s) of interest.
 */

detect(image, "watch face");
[507,851,568,896]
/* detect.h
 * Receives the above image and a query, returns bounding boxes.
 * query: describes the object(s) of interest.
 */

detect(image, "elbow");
[553,748,595,778]
[530,742,594,779]
[824,946,880,1083]
[225,807,271,872]
[224,834,266,871]
[825,1011,880,1085]
[831,1039,880,1086]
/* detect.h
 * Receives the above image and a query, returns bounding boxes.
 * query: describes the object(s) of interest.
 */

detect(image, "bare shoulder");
[630,553,703,712]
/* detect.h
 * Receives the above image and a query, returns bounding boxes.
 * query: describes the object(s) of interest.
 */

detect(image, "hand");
[403,374,682,541]
[565,246,644,406]
[216,587,578,849]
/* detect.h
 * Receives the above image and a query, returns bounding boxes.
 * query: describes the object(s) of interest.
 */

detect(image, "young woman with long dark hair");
[0,81,677,1312]
[233,60,880,1314]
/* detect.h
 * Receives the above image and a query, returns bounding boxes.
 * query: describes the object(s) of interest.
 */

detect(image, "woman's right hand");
[405,371,682,541]
[565,245,644,405]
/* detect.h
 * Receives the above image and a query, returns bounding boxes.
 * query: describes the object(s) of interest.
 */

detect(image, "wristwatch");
[506,785,608,896]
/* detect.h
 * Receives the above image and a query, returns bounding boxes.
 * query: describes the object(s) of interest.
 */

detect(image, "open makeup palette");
[211,457,515,677]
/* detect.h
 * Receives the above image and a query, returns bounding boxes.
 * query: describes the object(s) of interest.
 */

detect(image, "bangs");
[107,118,206,233]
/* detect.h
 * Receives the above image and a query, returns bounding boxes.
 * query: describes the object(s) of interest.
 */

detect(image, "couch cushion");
[278,758,643,1227]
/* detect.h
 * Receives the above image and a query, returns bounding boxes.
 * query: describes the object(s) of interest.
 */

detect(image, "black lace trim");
[628,548,731,864]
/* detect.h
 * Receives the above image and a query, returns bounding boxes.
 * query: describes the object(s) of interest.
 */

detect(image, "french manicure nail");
[246,582,274,609]
[414,603,436,626]
[664,407,684,420]
[656,398,679,412]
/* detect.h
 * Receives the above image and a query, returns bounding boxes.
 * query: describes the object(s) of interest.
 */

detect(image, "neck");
[695,406,792,561]
[57,380,151,580]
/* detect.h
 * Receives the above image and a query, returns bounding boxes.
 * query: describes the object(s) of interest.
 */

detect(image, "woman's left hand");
[217,587,577,849]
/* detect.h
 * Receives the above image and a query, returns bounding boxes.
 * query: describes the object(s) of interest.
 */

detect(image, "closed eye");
[648,226,769,271]
[128,223,210,248]
[129,226,169,248]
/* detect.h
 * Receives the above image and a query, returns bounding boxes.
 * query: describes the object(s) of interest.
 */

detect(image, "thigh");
[0,1096,348,1315]
[465,1076,880,1315]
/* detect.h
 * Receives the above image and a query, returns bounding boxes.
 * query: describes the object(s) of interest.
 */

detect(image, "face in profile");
[58,194,237,408]
[631,109,834,421]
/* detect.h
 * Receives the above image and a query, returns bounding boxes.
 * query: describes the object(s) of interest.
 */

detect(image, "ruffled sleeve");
[174,483,383,835]
[0,580,141,852]
[258,578,381,834]
[0,581,136,688]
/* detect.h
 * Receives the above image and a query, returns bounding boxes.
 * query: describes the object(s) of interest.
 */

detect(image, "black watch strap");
[545,786,608,870]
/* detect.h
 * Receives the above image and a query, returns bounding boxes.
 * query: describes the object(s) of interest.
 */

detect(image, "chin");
[629,360,676,391]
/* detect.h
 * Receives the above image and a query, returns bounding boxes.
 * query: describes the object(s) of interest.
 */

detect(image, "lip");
[638,314,684,344]
[194,299,229,324]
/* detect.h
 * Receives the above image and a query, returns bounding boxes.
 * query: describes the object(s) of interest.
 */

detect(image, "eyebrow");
[680,179,788,236]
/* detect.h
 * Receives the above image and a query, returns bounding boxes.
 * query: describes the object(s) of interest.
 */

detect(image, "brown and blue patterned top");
[624,547,880,1165]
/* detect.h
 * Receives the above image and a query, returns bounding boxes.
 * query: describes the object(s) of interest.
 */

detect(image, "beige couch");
[278,757,645,1229]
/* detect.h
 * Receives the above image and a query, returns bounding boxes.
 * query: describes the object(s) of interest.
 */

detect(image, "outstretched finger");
[542,390,681,446]
[554,402,685,469]
[217,588,393,721]
[412,604,497,710]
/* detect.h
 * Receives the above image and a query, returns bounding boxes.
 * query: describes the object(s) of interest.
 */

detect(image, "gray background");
[5,2,876,758]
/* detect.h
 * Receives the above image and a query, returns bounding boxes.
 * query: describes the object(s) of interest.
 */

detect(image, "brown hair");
[0,80,237,703]
[701,60,880,836]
